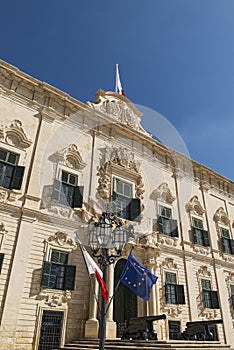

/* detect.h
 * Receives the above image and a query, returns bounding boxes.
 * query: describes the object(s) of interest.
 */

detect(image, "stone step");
[58,339,232,350]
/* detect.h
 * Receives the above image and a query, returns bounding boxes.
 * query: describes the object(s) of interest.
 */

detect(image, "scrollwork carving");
[161,257,177,270]
[152,183,175,204]
[213,207,230,226]
[46,231,77,250]
[5,119,32,149]
[186,195,205,216]
[37,289,71,307]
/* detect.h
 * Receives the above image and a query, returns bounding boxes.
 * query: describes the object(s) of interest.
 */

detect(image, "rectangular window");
[52,170,83,208]
[201,279,220,309]
[0,148,24,190]
[168,321,181,340]
[41,249,76,291]
[221,228,234,254]
[230,285,234,308]
[0,253,4,273]
[165,272,185,305]
[112,178,141,221]
[157,206,179,237]
[192,218,210,247]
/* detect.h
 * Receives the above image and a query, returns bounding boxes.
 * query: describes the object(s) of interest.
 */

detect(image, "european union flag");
[120,252,158,300]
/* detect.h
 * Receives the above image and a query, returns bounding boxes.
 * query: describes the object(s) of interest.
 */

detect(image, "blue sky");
[1,0,234,180]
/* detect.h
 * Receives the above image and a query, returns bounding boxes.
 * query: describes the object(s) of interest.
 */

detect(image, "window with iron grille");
[192,218,210,247]
[221,228,234,254]
[112,178,140,221]
[157,206,179,237]
[0,148,25,190]
[165,272,185,305]
[201,279,219,309]
[41,249,76,290]
[52,170,83,208]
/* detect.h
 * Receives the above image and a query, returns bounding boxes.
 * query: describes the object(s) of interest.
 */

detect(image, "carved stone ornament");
[0,188,18,203]
[158,234,179,247]
[152,183,175,204]
[197,265,211,278]
[46,231,77,250]
[4,119,32,149]
[161,257,177,270]
[162,305,182,317]
[87,90,149,135]
[186,195,205,216]
[97,146,144,201]
[53,144,86,171]
[213,207,230,226]
[193,245,210,256]
[37,289,71,307]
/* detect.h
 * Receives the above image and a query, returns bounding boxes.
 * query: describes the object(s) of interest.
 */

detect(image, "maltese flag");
[79,243,108,301]
[115,64,126,96]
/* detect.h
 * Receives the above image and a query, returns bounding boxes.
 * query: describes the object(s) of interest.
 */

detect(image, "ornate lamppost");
[89,212,134,350]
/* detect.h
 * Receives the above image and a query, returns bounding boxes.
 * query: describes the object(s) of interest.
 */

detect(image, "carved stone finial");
[65,144,86,170]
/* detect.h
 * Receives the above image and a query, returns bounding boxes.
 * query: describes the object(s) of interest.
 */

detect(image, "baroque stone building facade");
[0,59,234,349]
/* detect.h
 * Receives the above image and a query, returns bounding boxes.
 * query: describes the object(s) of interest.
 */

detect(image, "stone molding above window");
[161,257,178,271]
[213,207,230,227]
[44,231,77,259]
[1,119,32,149]
[97,145,144,202]
[151,182,175,205]
[197,265,211,279]
[37,289,72,307]
[53,144,86,171]
[193,245,210,255]
[0,188,19,203]
[157,234,179,248]
[186,195,205,216]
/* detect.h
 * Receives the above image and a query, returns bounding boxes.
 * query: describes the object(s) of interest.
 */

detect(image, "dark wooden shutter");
[64,265,76,290]
[165,283,170,303]
[192,227,198,244]
[128,198,141,221]
[0,253,4,273]
[230,239,234,255]
[211,291,220,309]
[10,166,25,190]
[203,230,210,247]
[231,295,234,307]
[72,186,84,208]
[170,219,179,237]
[157,216,163,233]
[176,285,185,304]
[52,179,61,201]
[41,261,52,288]
[221,237,228,253]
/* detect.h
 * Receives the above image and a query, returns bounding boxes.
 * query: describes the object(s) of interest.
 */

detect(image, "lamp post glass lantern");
[89,212,133,350]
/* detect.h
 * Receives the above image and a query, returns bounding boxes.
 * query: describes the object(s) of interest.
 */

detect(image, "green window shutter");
[0,253,4,273]
[165,283,171,303]
[72,186,84,208]
[41,261,52,288]
[211,291,220,309]
[176,285,185,304]
[230,239,234,255]
[157,216,163,233]
[231,295,234,307]
[10,166,25,190]
[127,198,141,221]
[170,219,179,237]
[192,227,198,244]
[52,179,61,201]
[221,237,228,253]
[64,265,76,290]
[203,230,210,247]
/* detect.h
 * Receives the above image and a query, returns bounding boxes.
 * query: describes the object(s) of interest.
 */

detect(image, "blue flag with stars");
[120,252,158,301]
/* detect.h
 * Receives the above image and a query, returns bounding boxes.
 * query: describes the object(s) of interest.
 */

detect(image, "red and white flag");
[115,64,126,96]
[79,243,109,301]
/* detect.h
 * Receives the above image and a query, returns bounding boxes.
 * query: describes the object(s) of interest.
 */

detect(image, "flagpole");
[99,253,107,350]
